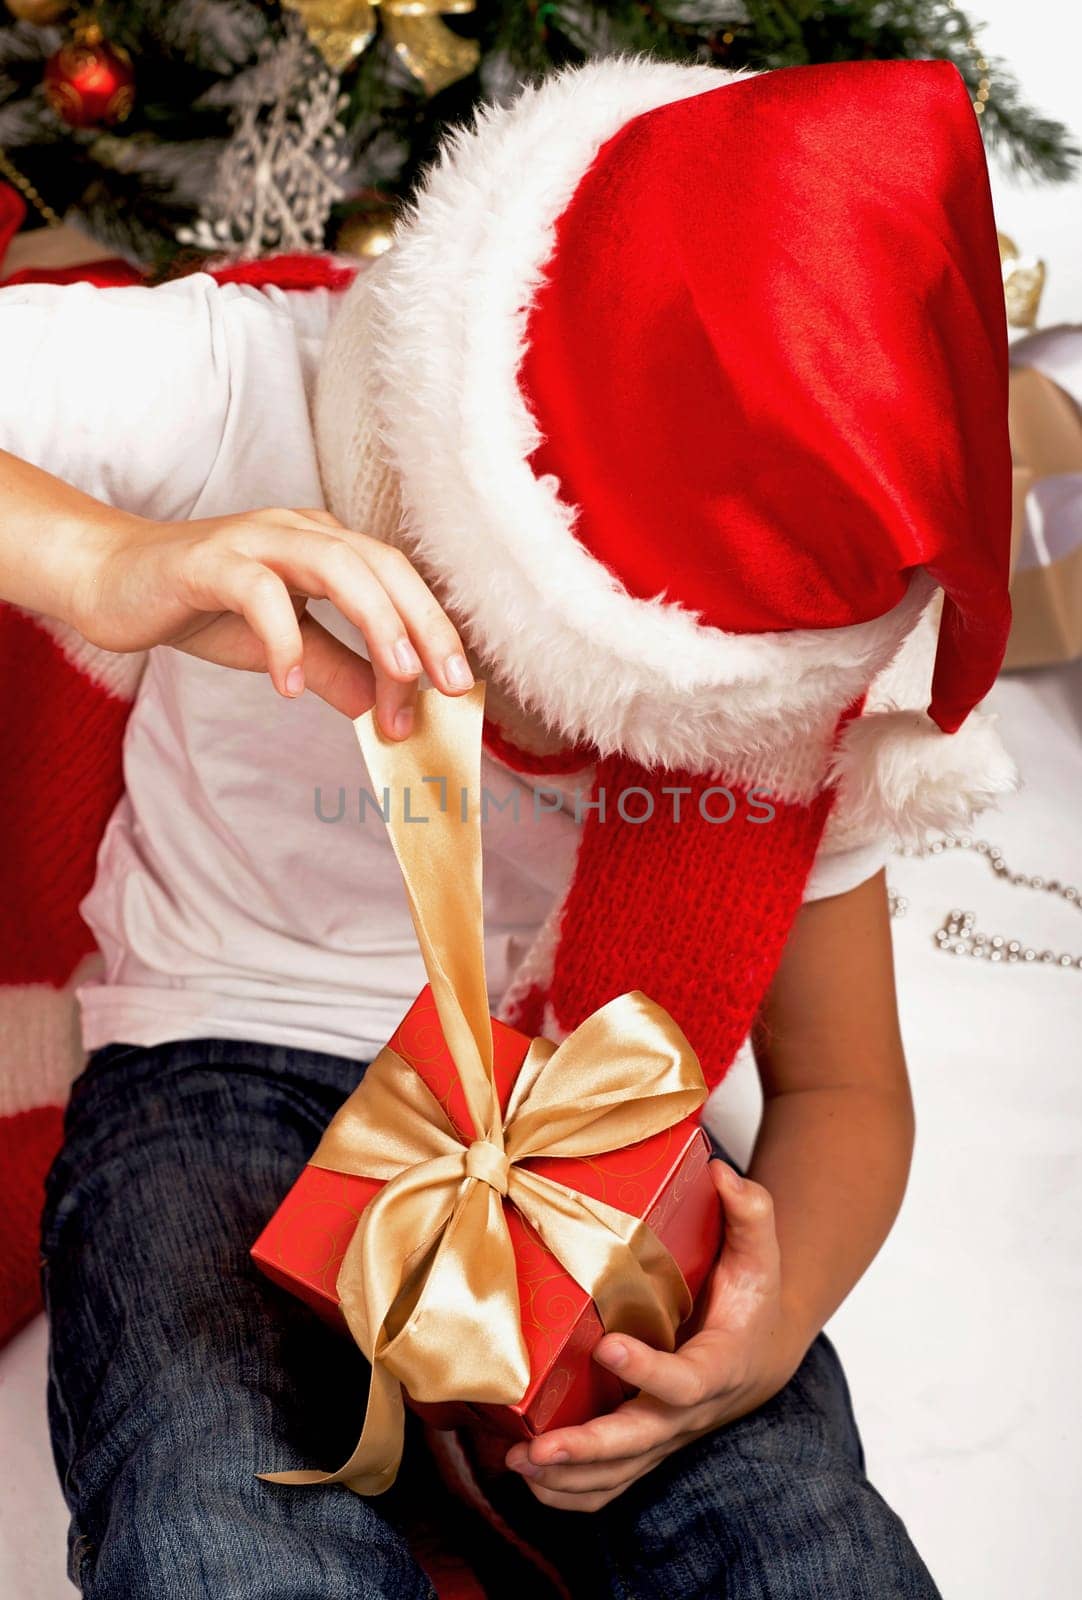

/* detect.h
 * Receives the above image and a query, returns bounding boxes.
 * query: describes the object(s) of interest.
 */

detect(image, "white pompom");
[827,708,1020,849]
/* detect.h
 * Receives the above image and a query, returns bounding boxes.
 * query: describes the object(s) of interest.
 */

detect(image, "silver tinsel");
[890,835,1082,972]
[179,26,348,259]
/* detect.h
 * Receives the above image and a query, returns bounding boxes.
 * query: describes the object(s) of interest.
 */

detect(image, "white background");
[976,0,1082,326]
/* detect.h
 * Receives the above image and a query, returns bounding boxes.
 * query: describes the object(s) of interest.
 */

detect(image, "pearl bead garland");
[890,836,1082,972]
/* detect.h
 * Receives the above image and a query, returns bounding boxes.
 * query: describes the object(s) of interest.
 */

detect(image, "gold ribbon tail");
[258,1360,405,1497]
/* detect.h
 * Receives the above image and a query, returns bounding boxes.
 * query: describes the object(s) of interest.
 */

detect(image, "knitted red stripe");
[1,258,143,288]
[0,608,130,985]
[0,1105,64,1343]
[540,755,833,1089]
[501,981,547,1039]
[210,254,358,293]
[2,249,356,294]
[480,717,593,776]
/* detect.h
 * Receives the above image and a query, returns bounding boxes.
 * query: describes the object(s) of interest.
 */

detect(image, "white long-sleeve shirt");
[0,274,885,1062]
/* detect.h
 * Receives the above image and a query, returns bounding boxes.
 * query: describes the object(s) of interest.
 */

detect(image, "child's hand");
[505,1161,810,1512]
[71,505,473,737]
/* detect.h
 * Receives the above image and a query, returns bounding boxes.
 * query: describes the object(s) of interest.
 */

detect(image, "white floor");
[2,661,1080,1599]
[827,660,1082,1598]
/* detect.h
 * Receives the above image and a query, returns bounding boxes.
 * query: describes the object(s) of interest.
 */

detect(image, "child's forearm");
[742,868,917,1362]
[0,447,474,731]
[0,447,133,626]
[747,1080,915,1357]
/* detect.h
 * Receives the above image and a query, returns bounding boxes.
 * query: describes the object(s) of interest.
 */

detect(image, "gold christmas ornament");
[280,0,377,71]
[281,0,479,94]
[3,0,71,21]
[998,232,1046,330]
[336,200,397,258]
[0,144,62,226]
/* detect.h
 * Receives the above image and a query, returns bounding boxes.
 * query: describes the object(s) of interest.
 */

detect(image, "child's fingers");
[710,1161,780,1275]
[180,548,304,697]
[290,507,341,526]
[181,511,473,735]
[214,526,420,736]
[289,512,475,698]
[593,1326,735,1409]
[509,1394,678,1475]
[297,613,377,718]
[350,537,474,696]
[511,1449,655,1497]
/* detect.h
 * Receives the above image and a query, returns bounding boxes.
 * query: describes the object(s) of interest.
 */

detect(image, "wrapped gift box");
[252,984,723,1441]
[1005,334,1082,670]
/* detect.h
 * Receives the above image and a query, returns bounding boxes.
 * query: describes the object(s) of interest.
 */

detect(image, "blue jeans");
[41,1038,941,1599]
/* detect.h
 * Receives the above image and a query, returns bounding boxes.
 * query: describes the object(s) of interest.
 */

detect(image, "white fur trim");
[821,595,940,851]
[17,608,146,702]
[539,1001,571,1047]
[822,593,1019,851]
[318,56,933,777]
[827,708,1019,849]
[496,876,570,1026]
[0,957,99,1115]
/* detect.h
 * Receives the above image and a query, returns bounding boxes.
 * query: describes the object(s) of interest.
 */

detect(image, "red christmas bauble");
[44,24,134,129]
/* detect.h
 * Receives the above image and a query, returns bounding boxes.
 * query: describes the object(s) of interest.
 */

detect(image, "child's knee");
[71,1460,432,1600]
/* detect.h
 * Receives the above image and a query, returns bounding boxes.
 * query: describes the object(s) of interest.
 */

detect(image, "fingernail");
[513,1459,541,1478]
[393,707,414,738]
[600,1339,627,1369]
[394,638,422,676]
[726,1166,744,1189]
[546,1450,570,1465]
[444,653,473,690]
[285,665,305,696]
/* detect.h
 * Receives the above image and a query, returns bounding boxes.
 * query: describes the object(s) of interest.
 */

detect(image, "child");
[0,56,1014,1599]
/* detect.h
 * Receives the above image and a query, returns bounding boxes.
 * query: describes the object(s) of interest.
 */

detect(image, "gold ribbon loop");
[260,684,708,1495]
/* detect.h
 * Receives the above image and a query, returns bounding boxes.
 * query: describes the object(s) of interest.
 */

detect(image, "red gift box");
[252,985,723,1441]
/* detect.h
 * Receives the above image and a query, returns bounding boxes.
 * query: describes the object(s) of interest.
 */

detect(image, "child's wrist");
[63,508,150,644]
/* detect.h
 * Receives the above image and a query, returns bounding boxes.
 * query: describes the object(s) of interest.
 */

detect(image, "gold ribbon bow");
[283,1,480,94]
[261,683,707,1495]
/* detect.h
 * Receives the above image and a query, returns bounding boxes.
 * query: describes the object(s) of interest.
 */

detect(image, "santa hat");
[318,56,1015,824]
[315,55,1017,1068]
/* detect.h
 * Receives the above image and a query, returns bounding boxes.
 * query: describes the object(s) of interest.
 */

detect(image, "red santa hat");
[315,56,1017,1062]
[317,54,1016,845]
